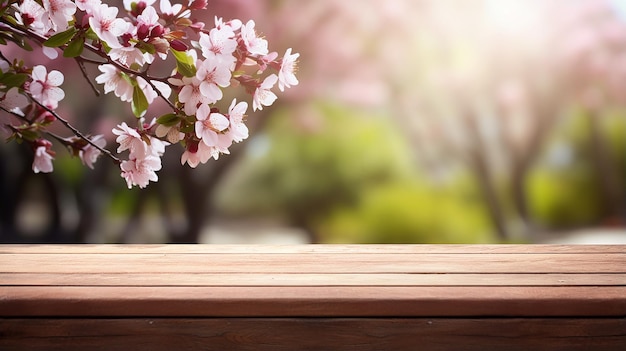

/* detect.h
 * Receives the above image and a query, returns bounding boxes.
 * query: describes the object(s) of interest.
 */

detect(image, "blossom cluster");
[0,0,299,188]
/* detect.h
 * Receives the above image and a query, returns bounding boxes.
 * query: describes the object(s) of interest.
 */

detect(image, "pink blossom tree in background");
[250,0,626,242]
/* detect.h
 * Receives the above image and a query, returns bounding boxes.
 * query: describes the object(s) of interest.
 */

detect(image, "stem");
[31,100,121,164]
[1,104,120,165]
[75,57,100,96]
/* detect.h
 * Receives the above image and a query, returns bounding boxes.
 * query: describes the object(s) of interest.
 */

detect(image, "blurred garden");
[1,0,625,243]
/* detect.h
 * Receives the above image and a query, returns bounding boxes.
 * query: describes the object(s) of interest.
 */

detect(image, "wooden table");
[1,244,625,350]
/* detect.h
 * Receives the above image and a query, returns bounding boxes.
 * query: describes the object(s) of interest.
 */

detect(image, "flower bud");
[42,111,56,123]
[137,24,150,39]
[150,38,170,55]
[151,25,165,38]
[131,1,147,17]
[189,0,208,10]
[169,39,188,52]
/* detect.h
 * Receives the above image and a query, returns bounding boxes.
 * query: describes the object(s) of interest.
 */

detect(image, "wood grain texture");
[2,244,624,254]
[2,286,625,317]
[2,272,623,286]
[1,245,625,349]
[2,253,625,273]
[1,318,625,351]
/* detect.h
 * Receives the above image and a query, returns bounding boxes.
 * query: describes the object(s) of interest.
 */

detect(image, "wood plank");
[1,253,624,273]
[1,286,625,317]
[1,272,624,287]
[2,244,625,254]
[1,318,624,351]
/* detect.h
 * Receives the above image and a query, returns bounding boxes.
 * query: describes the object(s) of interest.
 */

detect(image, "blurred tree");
[215,103,414,242]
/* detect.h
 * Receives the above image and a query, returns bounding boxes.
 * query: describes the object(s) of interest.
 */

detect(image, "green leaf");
[63,36,85,57]
[0,32,32,51]
[171,49,196,77]
[137,41,156,55]
[156,113,180,127]
[131,84,149,117]
[43,27,77,47]
[0,73,29,89]
[18,128,38,142]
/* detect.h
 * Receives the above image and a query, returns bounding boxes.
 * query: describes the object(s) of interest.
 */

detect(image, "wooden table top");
[1,244,625,318]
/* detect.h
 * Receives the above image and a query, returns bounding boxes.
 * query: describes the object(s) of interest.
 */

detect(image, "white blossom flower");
[120,155,161,189]
[196,58,231,104]
[109,46,149,67]
[159,0,183,17]
[79,135,106,169]
[252,74,278,111]
[173,76,206,115]
[95,64,134,102]
[227,99,248,142]
[15,0,50,34]
[75,0,101,13]
[32,141,54,173]
[29,65,65,109]
[89,3,130,49]
[42,0,76,32]
[240,20,268,56]
[198,27,237,67]
[278,48,299,92]
[195,103,229,147]
[112,122,148,157]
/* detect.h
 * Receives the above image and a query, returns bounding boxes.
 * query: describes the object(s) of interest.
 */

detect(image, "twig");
[75,57,101,96]
[30,100,121,164]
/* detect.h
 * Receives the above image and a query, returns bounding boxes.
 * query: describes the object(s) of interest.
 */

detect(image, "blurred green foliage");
[217,102,495,243]
[217,103,412,226]
[528,110,626,228]
[319,178,494,243]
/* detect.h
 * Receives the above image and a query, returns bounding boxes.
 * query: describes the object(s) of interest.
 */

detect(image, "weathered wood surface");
[1,244,625,350]
[1,318,624,351]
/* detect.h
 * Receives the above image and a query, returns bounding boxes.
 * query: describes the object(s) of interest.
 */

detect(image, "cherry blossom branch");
[75,57,101,96]
[28,99,121,164]
[0,0,299,188]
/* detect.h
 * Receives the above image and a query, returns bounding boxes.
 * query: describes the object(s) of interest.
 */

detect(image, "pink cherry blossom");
[89,3,130,49]
[15,0,50,34]
[75,0,101,13]
[32,140,54,173]
[198,27,237,67]
[227,99,248,142]
[173,76,207,115]
[215,17,242,31]
[240,20,268,56]
[29,65,65,109]
[112,122,148,157]
[181,139,226,167]
[79,135,106,169]
[252,74,278,111]
[95,64,134,102]
[278,48,300,92]
[195,103,230,146]
[196,58,231,104]
[42,0,76,32]
[181,141,202,168]
[109,46,150,67]
[203,133,232,160]
[159,0,184,17]
[120,155,162,189]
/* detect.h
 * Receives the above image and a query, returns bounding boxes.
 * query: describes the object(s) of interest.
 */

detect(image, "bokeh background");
[1,0,625,244]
